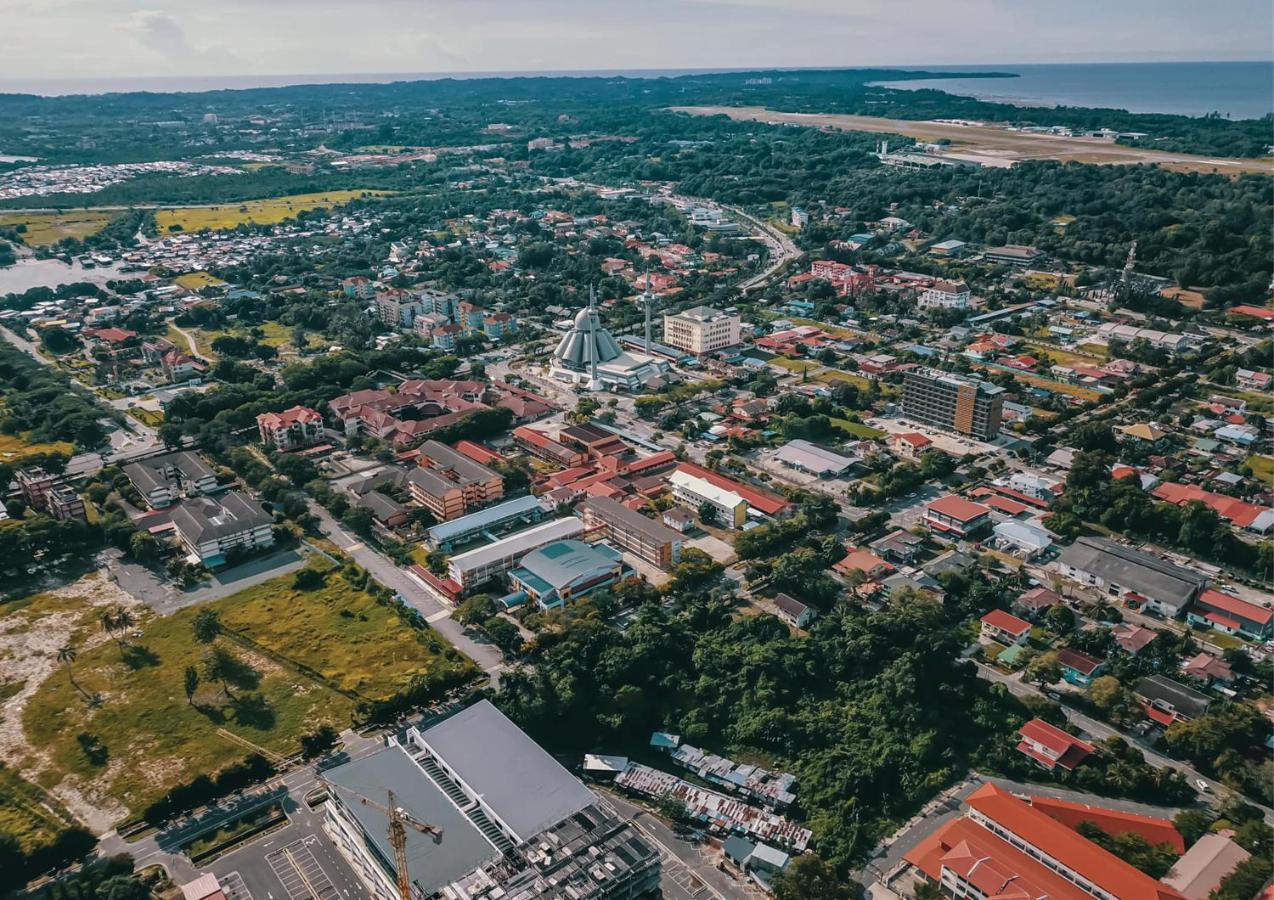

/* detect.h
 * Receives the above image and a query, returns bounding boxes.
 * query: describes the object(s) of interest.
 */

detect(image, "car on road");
[1195,779,1211,793]
[1046,691,1061,701]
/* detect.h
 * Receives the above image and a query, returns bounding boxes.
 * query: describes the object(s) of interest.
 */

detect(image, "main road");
[305,501,508,685]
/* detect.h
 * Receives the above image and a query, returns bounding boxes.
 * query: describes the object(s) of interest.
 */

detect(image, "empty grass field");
[770,356,819,374]
[1020,341,1108,368]
[0,434,75,467]
[830,417,886,439]
[174,271,227,290]
[21,565,471,820]
[155,190,391,233]
[0,211,120,246]
[0,764,80,853]
[1244,455,1274,485]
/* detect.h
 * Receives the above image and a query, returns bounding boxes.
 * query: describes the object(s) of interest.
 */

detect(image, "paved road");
[305,501,508,685]
[97,728,385,890]
[975,662,1274,824]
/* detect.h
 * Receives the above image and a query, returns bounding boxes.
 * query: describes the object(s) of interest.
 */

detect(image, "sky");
[2,0,1271,84]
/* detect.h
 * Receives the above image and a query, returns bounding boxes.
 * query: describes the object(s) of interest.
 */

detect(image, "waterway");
[0,256,128,295]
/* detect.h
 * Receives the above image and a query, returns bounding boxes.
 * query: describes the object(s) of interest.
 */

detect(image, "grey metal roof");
[1058,537,1205,610]
[774,439,858,475]
[1134,675,1212,719]
[580,495,684,546]
[420,700,595,842]
[323,746,498,895]
[169,492,272,544]
[448,517,585,575]
[515,540,621,592]
[426,495,544,544]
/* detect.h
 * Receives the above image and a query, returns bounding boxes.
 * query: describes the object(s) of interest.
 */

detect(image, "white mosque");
[550,289,670,392]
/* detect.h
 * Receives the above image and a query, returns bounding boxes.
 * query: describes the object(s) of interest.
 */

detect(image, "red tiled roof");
[1016,587,1062,612]
[1151,483,1268,529]
[1146,705,1176,726]
[927,495,993,523]
[893,432,932,448]
[1204,611,1242,631]
[1057,648,1104,677]
[982,494,1030,516]
[1027,796,1184,854]
[1018,718,1094,758]
[1196,588,1273,627]
[674,462,790,516]
[454,440,502,465]
[964,784,1187,900]
[906,817,1094,900]
[981,609,1032,635]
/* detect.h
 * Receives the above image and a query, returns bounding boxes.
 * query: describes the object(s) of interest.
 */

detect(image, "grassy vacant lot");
[0,434,75,467]
[830,417,886,440]
[1020,341,1107,368]
[1244,455,1274,484]
[174,271,227,290]
[128,408,164,428]
[0,211,119,246]
[155,190,390,233]
[22,565,471,820]
[0,764,79,853]
[770,356,819,374]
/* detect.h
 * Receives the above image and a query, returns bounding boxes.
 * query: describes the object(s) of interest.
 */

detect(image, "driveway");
[104,548,308,615]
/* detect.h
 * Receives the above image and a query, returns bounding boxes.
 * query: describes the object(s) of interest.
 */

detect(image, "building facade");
[579,496,683,569]
[256,405,324,450]
[902,369,1005,440]
[662,306,742,355]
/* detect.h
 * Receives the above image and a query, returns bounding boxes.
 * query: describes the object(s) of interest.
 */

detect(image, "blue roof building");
[508,540,629,611]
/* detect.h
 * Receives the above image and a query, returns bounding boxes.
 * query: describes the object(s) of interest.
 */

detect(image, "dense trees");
[0,342,111,448]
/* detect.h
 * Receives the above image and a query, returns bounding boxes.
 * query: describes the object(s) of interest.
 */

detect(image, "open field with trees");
[154,190,391,232]
[16,563,471,823]
[0,211,121,246]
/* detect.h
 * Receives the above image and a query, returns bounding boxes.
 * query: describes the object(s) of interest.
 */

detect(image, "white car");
[1195,779,1211,793]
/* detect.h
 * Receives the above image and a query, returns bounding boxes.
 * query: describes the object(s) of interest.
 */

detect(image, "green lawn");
[770,357,819,374]
[830,417,886,439]
[21,565,473,821]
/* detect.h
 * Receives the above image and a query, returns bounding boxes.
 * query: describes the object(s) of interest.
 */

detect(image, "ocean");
[0,61,1269,121]
[874,61,1273,120]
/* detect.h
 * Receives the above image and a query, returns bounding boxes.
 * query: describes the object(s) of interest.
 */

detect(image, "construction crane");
[321,779,442,900]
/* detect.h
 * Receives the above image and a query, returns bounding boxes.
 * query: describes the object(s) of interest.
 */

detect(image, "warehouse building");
[324,700,660,900]
[773,439,859,476]
[1056,536,1207,618]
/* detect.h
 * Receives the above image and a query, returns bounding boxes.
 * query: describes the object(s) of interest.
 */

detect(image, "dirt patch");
[669,106,1274,176]
[0,572,143,833]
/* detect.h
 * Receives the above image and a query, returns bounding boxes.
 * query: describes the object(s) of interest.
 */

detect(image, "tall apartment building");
[662,306,742,356]
[18,468,87,522]
[579,496,683,569]
[256,405,324,450]
[406,440,504,521]
[374,289,422,329]
[902,369,1005,440]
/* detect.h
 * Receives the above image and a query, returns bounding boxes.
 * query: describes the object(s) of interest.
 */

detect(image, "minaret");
[642,264,654,355]
[587,285,600,391]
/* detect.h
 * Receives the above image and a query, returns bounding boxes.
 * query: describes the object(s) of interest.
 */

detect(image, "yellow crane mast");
[322,779,443,900]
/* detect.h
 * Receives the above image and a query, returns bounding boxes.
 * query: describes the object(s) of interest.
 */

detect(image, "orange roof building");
[907,783,1187,900]
[1016,719,1094,772]
[1026,795,1184,854]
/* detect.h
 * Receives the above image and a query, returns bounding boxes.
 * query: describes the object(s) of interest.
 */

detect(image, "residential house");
[773,593,817,629]
[1135,675,1212,726]
[1016,719,1094,772]
[1180,652,1234,687]
[1014,586,1063,619]
[980,609,1032,646]
[1111,622,1158,655]
[1056,648,1106,687]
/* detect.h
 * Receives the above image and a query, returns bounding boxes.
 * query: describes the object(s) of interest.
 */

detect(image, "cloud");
[124,9,192,55]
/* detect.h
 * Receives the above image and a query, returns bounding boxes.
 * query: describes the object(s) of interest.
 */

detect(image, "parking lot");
[266,840,342,900]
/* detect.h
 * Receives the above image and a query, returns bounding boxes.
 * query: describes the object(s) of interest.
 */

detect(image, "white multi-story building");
[918,280,971,310]
[668,469,747,529]
[662,306,742,355]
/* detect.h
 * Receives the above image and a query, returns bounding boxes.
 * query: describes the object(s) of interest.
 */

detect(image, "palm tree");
[192,608,222,646]
[100,606,136,652]
[57,645,90,701]
[184,666,200,706]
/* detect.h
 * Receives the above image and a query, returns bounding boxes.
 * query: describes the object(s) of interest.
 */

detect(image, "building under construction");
[322,701,660,900]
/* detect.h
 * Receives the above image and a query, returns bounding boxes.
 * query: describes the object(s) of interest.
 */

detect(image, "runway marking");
[266,840,340,900]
